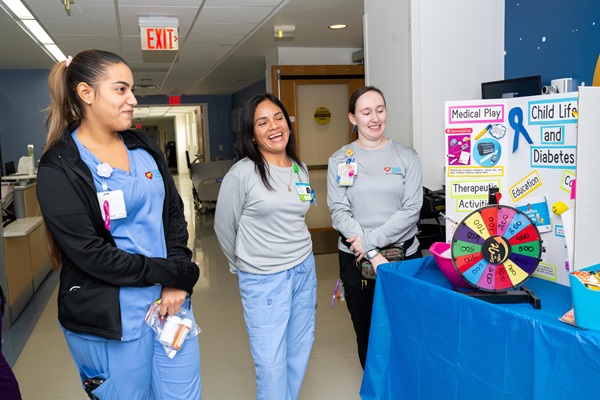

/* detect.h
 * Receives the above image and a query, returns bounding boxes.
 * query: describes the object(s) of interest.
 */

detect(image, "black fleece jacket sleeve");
[37,157,199,294]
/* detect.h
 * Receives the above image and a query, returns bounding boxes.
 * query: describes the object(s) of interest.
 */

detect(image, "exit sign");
[141,27,179,50]
[169,96,181,105]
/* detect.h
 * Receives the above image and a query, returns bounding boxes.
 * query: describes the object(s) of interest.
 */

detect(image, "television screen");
[481,75,541,99]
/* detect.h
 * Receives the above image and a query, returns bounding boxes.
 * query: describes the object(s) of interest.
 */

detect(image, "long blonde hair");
[43,49,129,270]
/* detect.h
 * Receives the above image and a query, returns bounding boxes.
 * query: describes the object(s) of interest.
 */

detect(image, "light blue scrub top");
[71,131,167,341]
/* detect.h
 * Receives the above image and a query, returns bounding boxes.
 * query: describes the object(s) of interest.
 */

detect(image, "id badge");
[338,162,357,186]
[295,182,313,202]
[97,190,127,220]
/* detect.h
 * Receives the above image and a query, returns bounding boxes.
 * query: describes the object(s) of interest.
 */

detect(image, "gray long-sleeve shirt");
[214,158,313,274]
[327,140,423,255]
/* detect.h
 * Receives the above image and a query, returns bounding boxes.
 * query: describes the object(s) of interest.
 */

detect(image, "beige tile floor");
[10,174,364,399]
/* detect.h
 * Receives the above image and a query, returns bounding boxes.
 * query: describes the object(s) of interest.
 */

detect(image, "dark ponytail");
[43,49,128,270]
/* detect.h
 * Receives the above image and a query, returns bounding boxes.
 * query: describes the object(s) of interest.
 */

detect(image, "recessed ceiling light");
[329,24,347,30]
[237,80,246,83]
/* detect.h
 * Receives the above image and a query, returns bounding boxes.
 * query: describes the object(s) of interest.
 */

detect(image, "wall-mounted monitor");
[481,75,541,99]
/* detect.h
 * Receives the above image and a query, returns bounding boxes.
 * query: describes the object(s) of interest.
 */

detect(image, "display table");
[361,256,600,400]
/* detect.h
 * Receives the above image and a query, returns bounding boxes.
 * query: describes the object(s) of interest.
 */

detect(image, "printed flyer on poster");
[444,93,577,286]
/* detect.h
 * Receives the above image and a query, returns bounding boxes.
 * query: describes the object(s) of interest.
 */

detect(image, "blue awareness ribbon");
[508,106,533,153]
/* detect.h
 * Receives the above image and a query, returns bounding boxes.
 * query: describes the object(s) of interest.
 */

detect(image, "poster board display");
[444,93,577,286]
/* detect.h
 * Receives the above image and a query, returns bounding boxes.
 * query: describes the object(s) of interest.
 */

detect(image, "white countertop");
[3,216,44,237]
[1,174,37,184]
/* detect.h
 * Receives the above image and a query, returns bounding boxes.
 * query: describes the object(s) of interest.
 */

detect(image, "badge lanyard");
[337,147,358,186]
[96,162,127,230]
[292,164,317,205]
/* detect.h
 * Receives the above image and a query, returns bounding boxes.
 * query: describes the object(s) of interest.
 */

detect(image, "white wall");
[364,0,412,147]
[276,47,361,65]
[365,0,504,189]
[175,114,188,175]
[266,46,362,100]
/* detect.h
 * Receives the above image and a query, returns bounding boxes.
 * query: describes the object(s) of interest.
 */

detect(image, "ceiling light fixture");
[61,0,74,16]
[133,84,159,91]
[273,25,295,39]
[0,0,66,62]
[328,24,348,30]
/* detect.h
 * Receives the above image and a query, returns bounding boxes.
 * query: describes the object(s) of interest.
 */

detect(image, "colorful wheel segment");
[451,205,542,292]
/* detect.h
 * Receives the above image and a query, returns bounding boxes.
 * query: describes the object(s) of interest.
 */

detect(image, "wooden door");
[272,65,364,253]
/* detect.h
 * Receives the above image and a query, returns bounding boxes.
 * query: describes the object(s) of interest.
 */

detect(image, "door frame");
[271,65,364,249]
[272,64,365,167]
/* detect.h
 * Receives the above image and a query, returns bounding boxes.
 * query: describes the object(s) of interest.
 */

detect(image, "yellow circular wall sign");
[314,107,331,125]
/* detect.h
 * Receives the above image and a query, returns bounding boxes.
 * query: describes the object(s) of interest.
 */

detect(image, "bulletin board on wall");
[444,93,577,286]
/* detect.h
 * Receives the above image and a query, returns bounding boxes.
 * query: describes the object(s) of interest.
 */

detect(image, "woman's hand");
[370,253,389,274]
[347,235,366,260]
[159,287,188,316]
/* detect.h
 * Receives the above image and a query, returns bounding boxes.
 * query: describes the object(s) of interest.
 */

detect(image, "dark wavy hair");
[239,93,306,190]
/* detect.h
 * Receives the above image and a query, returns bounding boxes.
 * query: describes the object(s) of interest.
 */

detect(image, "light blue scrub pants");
[63,304,201,399]
[238,253,317,400]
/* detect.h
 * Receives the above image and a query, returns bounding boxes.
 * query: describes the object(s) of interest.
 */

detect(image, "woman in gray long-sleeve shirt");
[327,86,424,369]
[214,93,316,400]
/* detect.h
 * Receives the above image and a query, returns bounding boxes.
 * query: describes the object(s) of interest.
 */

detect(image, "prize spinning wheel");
[451,205,542,292]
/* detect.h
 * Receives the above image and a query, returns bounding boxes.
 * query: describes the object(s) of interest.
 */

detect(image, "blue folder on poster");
[360,256,600,400]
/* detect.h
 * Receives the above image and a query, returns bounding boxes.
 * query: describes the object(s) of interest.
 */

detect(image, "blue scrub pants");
[238,253,317,400]
[63,309,201,399]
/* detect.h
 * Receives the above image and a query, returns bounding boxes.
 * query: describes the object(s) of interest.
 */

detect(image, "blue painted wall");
[232,79,267,108]
[0,70,50,173]
[505,0,600,86]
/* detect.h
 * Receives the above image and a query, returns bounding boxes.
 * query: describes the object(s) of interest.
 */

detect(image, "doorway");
[133,104,209,176]
[272,65,365,253]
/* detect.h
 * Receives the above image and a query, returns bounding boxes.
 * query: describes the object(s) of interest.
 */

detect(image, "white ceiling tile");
[119,0,201,6]
[204,0,284,6]
[191,23,256,36]
[118,5,200,25]
[198,6,274,24]
[41,21,118,35]
[52,35,120,47]
[184,35,244,46]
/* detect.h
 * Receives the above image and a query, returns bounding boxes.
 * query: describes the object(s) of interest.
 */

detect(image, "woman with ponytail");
[37,50,201,399]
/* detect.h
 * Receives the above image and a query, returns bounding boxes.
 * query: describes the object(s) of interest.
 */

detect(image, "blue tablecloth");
[361,256,600,400]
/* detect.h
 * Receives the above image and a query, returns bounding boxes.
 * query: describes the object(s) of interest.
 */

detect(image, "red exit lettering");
[145,28,178,50]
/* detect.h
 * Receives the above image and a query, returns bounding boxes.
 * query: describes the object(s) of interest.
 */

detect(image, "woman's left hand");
[370,254,389,274]
[347,235,366,259]
[159,287,188,316]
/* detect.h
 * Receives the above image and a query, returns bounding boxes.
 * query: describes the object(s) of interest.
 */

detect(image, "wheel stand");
[453,285,541,309]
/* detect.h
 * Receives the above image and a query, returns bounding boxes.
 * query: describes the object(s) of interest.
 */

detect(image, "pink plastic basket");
[429,242,472,289]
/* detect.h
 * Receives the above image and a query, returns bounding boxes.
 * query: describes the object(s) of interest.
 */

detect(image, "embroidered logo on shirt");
[145,171,153,180]
[384,166,403,174]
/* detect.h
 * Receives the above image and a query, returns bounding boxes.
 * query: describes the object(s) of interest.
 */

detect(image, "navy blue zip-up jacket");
[37,129,199,340]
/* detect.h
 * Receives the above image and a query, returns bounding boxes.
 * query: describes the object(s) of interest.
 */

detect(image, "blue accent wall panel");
[505,0,600,86]
[0,70,50,171]
[232,79,266,108]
